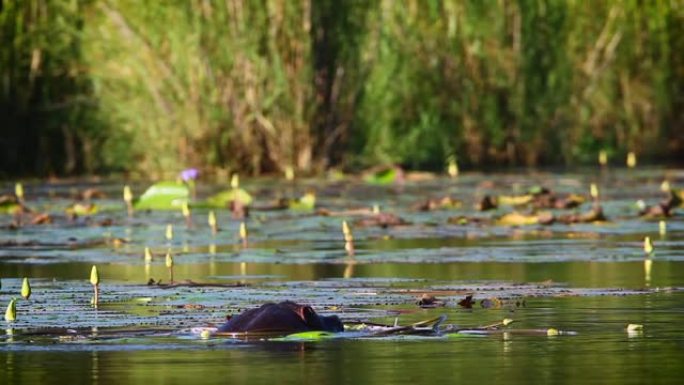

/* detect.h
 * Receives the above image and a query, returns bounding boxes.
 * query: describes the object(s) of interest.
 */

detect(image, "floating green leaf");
[273,331,337,341]
[364,167,401,185]
[288,192,316,211]
[205,188,253,207]
[446,333,486,339]
[134,182,189,210]
[0,196,22,214]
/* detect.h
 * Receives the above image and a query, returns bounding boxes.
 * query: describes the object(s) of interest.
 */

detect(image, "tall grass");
[0,0,104,176]
[1,0,683,176]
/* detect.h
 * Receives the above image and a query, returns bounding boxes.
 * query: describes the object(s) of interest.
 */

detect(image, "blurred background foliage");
[1,0,683,177]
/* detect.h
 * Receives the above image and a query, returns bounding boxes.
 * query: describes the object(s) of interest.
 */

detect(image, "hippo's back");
[217,302,318,333]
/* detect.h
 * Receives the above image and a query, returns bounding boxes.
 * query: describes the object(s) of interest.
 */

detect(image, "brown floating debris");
[458,295,475,309]
[417,294,446,308]
[354,212,409,228]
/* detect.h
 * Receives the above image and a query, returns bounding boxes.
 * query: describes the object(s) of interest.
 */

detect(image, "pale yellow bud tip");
[90,265,100,286]
[643,236,654,255]
[5,298,17,322]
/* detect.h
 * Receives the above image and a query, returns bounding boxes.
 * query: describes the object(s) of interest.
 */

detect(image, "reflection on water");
[1,260,683,289]
[2,318,684,385]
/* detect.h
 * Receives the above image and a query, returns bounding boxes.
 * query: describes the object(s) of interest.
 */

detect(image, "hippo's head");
[217,301,344,333]
[280,301,344,333]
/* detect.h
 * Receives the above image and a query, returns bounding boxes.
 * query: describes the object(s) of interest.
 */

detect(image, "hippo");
[217,301,344,334]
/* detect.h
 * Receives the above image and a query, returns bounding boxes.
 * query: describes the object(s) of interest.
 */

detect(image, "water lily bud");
[598,150,608,166]
[4,298,16,322]
[123,185,133,203]
[165,224,173,241]
[165,252,174,268]
[231,174,239,189]
[285,166,294,181]
[626,151,637,168]
[342,220,353,242]
[372,204,380,214]
[182,202,191,218]
[447,156,459,177]
[90,265,100,286]
[546,328,560,336]
[15,183,24,201]
[660,180,670,192]
[144,247,153,262]
[643,236,654,255]
[659,221,667,236]
[502,318,514,326]
[21,277,31,300]
[590,183,599,200]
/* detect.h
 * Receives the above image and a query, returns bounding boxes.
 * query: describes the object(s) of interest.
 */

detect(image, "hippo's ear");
[297,306,317,323]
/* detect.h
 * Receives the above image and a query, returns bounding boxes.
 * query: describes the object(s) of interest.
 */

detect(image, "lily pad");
[134,182,189,210]
[364,167,402,185]
[288,192,316,211]
[205,188,253,207]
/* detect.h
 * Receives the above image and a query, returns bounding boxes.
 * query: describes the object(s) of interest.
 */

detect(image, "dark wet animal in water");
[217,301,344,334]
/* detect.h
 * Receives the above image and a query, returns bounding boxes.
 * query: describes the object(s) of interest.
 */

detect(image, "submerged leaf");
[273,331,337,341]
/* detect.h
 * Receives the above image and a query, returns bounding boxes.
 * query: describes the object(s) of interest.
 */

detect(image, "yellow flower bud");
[4,298,17,322]
[21,277,31,300]
[90,265,100,286]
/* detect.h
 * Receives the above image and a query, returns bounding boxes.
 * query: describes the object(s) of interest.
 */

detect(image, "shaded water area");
[1,168,684,384]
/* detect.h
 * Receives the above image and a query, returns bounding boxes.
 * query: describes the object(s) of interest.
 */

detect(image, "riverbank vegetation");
[2,0,683,177]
